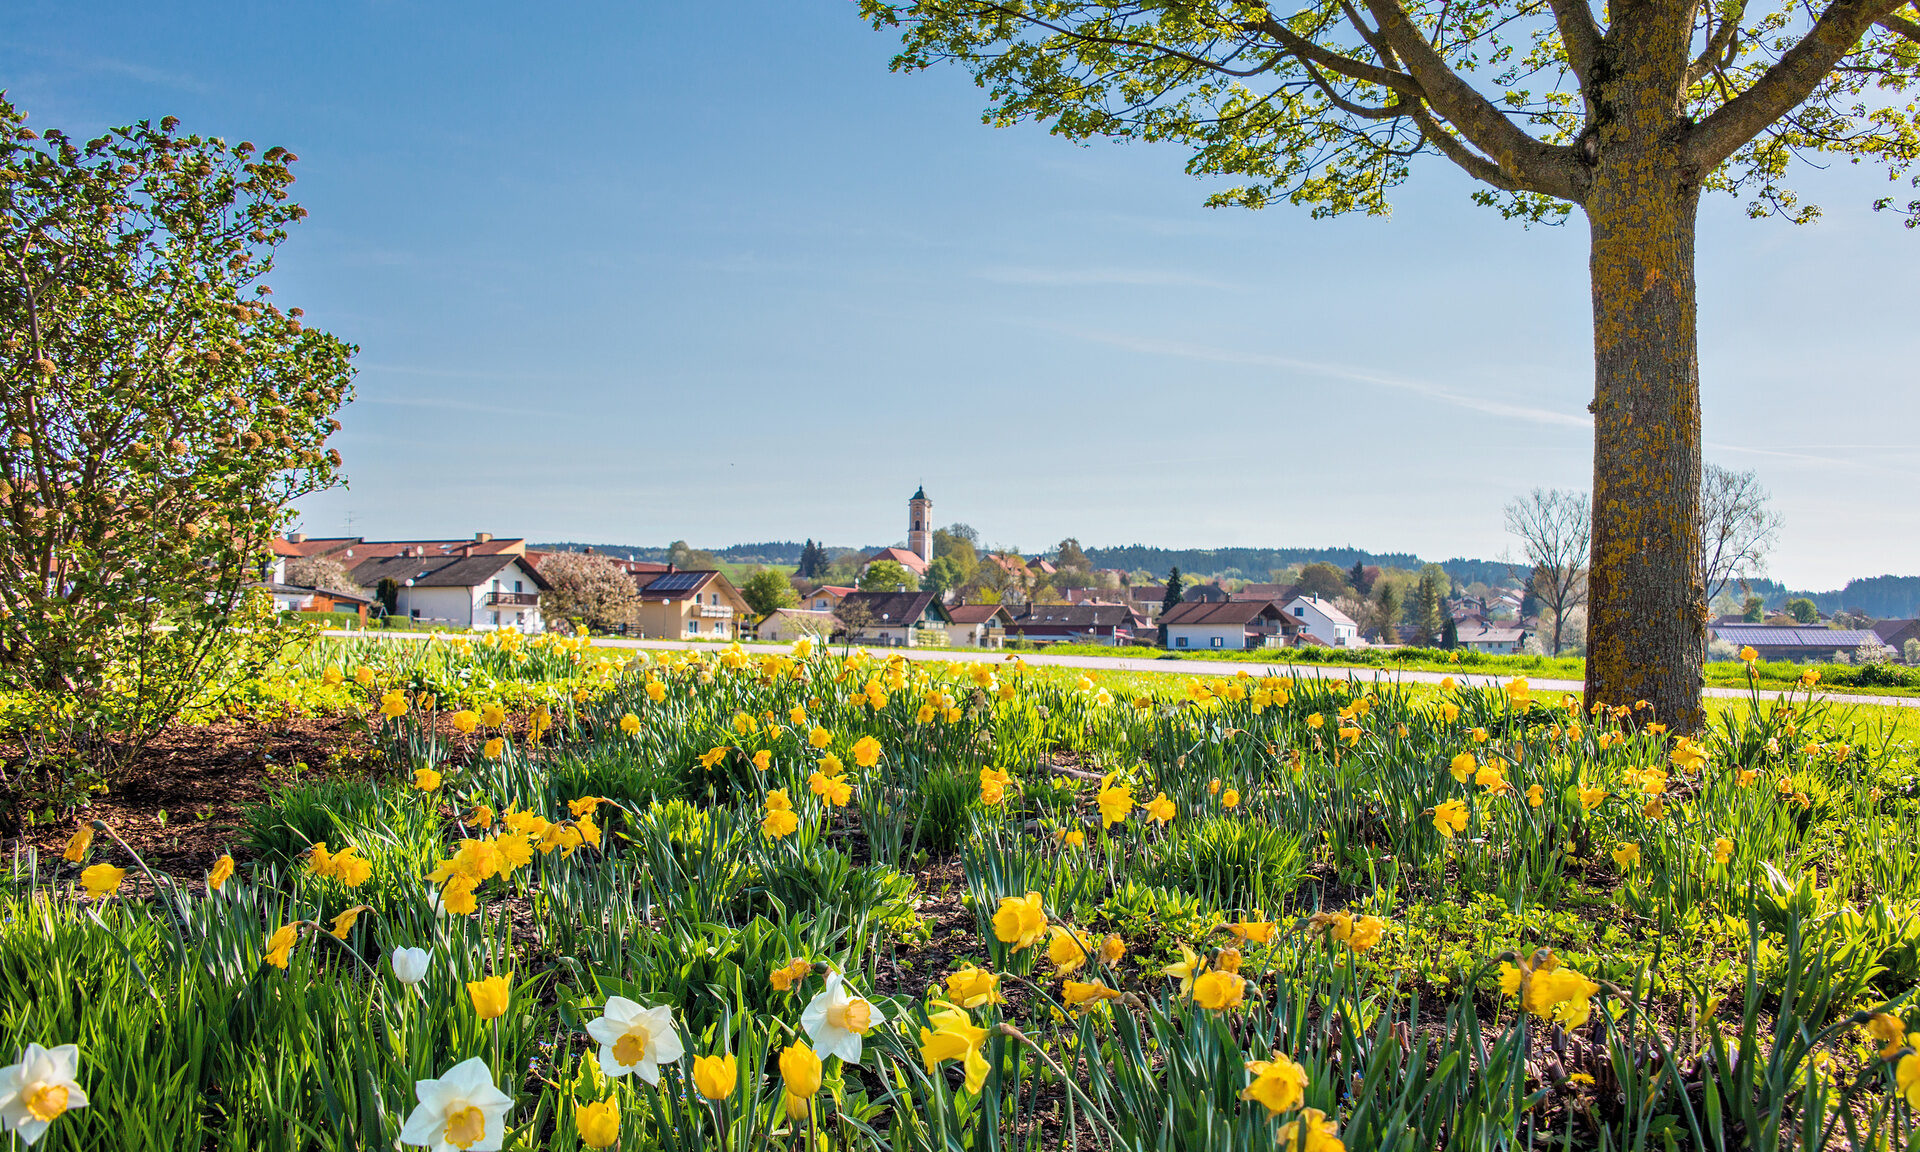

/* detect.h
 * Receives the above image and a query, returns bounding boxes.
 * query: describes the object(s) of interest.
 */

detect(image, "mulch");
[14,714,379,876]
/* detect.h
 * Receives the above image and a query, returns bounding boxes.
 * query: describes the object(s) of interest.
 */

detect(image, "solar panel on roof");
[648,572,702,591]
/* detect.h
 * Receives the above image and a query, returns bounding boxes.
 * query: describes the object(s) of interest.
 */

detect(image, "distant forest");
[1081,546,1513,589]
[1748,575,1920,619]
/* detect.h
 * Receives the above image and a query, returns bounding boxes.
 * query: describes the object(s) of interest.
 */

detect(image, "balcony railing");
[485,591,539,607]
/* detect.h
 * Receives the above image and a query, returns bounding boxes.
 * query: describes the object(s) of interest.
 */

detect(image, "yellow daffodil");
[61,827,92,864]
[1192,969,1247,1010]
[413,767,442,792]
[1241,1053,1307,1115]
[208,853,235,891]
[1096,777,1134,828]
[1226,911,1276,943]
[1143,792,1176,824]
[1431,800,1469,837]
[945,965,1005,1008]
[1275,1107,1345,1152]
[779,1042,822,1118]
[1048,927,1091,975]
[328,905,371,939]
[851,736,883,768]
[264,923,299,968]
[1164,945,1206,995]
[1611,843,1641,871]
[919,1007,991,1094]
[1713,837,1734,865]
[80,864,126,900]
[993,892,1048,951]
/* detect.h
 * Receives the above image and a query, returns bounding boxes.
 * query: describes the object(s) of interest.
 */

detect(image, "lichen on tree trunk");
[1583,141,1708,731]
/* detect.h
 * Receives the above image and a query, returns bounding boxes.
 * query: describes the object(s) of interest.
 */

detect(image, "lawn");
[1037,640,1920,698]
[9,630,1919,1151]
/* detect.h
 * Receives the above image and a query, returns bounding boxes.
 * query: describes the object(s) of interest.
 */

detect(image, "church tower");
[907,486,932,563]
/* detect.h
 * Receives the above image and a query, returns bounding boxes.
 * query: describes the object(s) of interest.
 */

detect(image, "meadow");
[10,629,1920,1151]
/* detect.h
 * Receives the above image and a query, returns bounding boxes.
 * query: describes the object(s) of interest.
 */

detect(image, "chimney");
[287,531,306,544]
[475,532,493,543]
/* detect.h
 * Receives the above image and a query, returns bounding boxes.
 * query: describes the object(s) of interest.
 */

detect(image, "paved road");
[324,631,1920,710]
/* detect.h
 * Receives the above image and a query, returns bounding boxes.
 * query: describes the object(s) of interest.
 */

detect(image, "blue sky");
[7,2,1915,589]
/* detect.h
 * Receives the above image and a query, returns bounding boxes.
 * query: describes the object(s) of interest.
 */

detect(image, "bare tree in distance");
[1505,489,1592,658]
[1699,464,1781,609]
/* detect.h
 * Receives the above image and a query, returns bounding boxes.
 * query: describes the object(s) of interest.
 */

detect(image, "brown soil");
[17,714,379,876]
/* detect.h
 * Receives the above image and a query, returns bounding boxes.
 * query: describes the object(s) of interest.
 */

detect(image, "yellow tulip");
[467,974,511,1020]
[693,1053,738,1100]
[575,1098,619,1149]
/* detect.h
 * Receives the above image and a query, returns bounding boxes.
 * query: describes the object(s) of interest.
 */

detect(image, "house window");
[687,619,699,635]
[516,612,525,625]
[1211,636,1223,648]
[1293,606,1304,616]
[410,608,420,619]
[514,580,524,594]
[1176,636,1189,648]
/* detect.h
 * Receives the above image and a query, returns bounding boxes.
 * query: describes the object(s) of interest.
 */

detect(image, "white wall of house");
[394,585,477,628]
[758,611,836,643]
[1284,597,1359,647]
[1166,623,1252,651]
[949,622,1004,647]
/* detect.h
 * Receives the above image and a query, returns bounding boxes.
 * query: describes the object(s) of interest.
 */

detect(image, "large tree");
[1,100,353,771]
[863,0,1920,729]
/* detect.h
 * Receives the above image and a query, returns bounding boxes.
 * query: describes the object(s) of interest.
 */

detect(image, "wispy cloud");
[353,395,547,419]
[0,42,211,94]
[1066,328,1594,430]
[975,265,1240,290]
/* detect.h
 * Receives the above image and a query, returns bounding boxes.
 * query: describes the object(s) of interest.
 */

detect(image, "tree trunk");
[1582,135,1707,730]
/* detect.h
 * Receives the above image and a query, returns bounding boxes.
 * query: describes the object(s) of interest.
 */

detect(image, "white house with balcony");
[348,551,549,632]
[1282,595,1361,647]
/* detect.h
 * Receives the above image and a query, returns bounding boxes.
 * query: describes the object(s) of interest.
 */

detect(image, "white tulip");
[584,997,683,1082]
[799,970,884,1065]
[392,946,431,984]
[0,1043,88,1146]
[397,1056,511,1152]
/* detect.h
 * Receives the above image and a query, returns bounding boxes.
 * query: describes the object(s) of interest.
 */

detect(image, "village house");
[802,585,857,613]
[629,570,749,641]
[945,604,1012,648]
[1283,595,1362,647]
[754,607,839,645]
[1003,604,1145,646]
[347,550,550,633]
[1453,618,1533,655]
[835,589,951,647]
[1710,623,1881,663]
[1161,600,1300,650]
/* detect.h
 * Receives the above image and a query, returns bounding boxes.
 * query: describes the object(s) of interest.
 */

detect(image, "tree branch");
[1545,0,1605,87]
[1685,0,1747,87]
[1684,0,1911,170]
[1356,0,1590,200]
[1878,7,1920,40]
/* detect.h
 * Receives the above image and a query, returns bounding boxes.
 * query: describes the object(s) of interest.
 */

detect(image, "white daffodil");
[392,946,431,984]
[397,1056,511,1152]
[584,997,684,1082]
[799,970,884,1064]
[0,1043,87,1147]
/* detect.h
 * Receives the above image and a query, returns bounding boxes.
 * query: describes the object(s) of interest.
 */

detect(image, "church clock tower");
[907,486,932,563]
